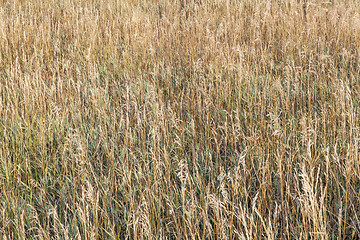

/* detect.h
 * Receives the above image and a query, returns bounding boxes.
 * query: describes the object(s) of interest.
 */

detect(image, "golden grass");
[1,0,360,239]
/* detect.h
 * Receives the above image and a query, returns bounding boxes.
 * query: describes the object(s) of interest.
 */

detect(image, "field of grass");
[1,0,360,239]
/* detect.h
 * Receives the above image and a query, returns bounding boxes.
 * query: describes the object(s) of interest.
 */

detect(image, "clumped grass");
[1,0,360,239]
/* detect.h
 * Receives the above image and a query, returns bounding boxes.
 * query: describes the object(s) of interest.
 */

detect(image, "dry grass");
[1,0,360,239]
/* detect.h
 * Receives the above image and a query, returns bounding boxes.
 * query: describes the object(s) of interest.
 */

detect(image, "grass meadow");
[1,0,360,239]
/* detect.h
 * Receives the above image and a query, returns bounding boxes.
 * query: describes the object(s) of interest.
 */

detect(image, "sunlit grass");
[1,0,360,239]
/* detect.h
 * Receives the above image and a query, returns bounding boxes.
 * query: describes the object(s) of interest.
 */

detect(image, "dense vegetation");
[1,0,360,239]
